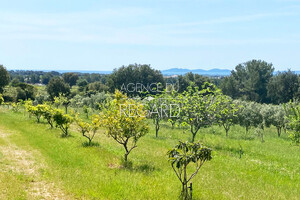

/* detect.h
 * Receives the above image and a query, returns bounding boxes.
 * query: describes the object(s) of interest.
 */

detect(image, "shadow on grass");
[81,141,100,147]
[120,161,157,174]
[60,134,74,138]
[213,144,245,158]
[133,163,156,173]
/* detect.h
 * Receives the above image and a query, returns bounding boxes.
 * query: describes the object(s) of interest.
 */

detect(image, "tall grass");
[0,107,299,199]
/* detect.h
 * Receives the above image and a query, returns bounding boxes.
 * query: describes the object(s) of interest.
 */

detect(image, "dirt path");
[0,129,73,200]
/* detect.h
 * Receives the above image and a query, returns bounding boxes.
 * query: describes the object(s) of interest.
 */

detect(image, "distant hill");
[291,71,300,75]
[161,68,231,76]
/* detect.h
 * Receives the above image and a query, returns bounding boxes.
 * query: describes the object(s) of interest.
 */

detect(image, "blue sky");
[0,0,299,71]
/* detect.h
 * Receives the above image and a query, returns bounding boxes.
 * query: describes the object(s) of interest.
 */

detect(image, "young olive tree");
[168,141,212,200]
[102,90,149,165]
[272,105,287,137]
[234,100,263,134]
[215,95,238,136]
[179,83,218,142]
[75,114,100,145]
[53,109,74,137]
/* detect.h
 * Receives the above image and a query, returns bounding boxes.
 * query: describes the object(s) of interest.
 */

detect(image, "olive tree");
[272,105,287,137]
[168,141,212,200]
[101,90,149,165]
[234,100,263,134]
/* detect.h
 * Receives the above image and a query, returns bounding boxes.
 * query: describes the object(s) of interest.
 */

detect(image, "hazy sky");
[0,0,300,71]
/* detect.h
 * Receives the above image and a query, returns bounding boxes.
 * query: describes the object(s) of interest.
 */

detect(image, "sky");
[0,0,300,71]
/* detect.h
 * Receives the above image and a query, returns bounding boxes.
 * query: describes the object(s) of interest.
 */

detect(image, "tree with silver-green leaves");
[234,100,263,134]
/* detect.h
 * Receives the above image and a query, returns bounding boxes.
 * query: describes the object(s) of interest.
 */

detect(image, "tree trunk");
[191,133,196,143]
[124,153,128,163]
[171,122,175,129]
[277,127,281,137]
[180,166,189,200]
[123,142,129,166]
[155,118,159,137]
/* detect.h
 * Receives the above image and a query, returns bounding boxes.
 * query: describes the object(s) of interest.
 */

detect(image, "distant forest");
[2,60,300,105]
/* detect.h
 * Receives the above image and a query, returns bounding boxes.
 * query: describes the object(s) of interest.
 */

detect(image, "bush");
[26,104,47,123]
[16,87,27,101]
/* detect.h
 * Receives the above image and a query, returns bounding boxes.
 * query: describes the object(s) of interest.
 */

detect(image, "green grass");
[0,107,299,199]
[0,172,30,200]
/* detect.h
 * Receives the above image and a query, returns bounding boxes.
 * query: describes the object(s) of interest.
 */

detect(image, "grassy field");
[0,107,300,199]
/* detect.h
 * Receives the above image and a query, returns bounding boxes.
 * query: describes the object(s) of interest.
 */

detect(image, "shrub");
[53,109,74,137]
[26,104,47,122]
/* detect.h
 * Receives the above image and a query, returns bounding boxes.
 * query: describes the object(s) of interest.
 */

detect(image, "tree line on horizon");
[0,60,299,105]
